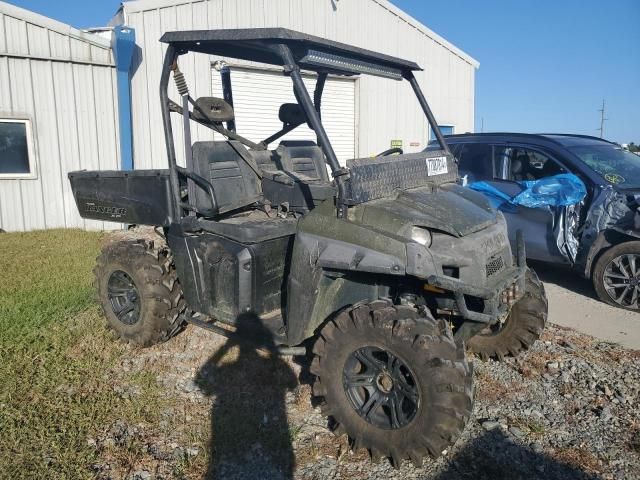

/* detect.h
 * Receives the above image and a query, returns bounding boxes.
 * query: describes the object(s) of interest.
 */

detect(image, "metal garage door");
[212,66,356,165]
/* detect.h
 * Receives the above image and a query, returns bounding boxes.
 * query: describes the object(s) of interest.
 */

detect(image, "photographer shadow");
[195,313,298,480]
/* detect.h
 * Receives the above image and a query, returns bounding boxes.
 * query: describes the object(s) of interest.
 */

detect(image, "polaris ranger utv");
[69,29,547,466]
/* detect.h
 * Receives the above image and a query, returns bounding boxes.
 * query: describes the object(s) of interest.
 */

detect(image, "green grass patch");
[0,229,104,343]
[0,230,168,479]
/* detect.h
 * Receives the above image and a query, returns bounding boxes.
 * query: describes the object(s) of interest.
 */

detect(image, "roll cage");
[159,28,451,220]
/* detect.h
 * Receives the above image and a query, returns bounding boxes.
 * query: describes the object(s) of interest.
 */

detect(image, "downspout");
[111,26,136,170]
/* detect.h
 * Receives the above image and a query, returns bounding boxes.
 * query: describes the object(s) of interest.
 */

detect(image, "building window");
[430,125,455,140]
[0,118,36,179]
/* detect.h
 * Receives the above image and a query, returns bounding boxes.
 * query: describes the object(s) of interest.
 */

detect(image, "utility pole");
[598,99,608,138]
[481,117,484,133]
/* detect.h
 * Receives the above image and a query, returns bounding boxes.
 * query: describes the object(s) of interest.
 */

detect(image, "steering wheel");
[377,147,403,157]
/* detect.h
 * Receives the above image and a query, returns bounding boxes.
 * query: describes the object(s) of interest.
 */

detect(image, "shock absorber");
[172,63,189,96]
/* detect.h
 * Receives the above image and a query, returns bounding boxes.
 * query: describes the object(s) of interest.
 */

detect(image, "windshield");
[569,144,640,189]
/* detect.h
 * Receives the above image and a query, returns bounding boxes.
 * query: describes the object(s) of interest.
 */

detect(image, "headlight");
[409,226,432,247]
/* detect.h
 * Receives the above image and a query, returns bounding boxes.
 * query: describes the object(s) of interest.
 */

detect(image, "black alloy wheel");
[343,346,420,430]
[95,240,186,346]
[107,270,141,325]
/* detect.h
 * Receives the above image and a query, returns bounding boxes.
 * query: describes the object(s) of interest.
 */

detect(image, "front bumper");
[427,230,528,325]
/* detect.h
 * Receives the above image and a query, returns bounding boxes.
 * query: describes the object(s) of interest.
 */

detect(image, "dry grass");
[551,447,602,474]
[515,349,564,378]
[475,369,524,402]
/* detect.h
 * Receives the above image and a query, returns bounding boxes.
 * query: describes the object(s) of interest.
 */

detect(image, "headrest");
[511,157,523,174]
[278,140,318,149]
[278,103,306,125]
[192,97,234,123]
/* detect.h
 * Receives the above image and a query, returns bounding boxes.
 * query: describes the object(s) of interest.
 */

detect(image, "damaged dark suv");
[433,133,640,311]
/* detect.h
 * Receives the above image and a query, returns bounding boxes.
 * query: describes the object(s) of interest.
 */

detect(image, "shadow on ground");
[195,313,298,480]
[193,314,603,480]
[434,429,601,480]
[529,260,598,300]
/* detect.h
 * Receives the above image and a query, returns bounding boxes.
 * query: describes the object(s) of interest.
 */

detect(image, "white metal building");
[117,0,479,170]
[0,2,120,232]
[0,0,478,232]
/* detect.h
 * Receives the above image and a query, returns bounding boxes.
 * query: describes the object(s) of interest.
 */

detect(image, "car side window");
[455,143,494,182]
[508,148,565,181]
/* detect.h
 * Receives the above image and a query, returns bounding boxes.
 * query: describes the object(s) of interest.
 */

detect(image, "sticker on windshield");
[604,173,625,184]
[426,156,448,176]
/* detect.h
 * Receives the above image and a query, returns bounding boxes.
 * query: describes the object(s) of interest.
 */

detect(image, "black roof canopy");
[160,28,421,79]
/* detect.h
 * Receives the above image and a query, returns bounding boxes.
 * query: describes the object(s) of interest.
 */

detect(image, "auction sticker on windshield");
[427,156,448,176]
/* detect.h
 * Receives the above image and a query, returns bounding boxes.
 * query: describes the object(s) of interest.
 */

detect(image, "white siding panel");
[4,15,28,55]
[8,58,46,231]
[0,59,119,232]
[48,30,70,59]
[52,61,84,229]
[90,44,111,65]
[30,60,65,228]
[0,4,119,232]
[0,55,24,232]
[73,63,104,230]
[26,23,49,57]
[0,14,7,53]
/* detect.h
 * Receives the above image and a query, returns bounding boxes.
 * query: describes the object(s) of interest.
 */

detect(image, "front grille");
[486,256,505,277]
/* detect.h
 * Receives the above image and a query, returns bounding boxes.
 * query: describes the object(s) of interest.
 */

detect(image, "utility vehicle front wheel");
[468,268,547,361]
[311,300,474,468]
[593,242,640,311]
[94,240,185,346]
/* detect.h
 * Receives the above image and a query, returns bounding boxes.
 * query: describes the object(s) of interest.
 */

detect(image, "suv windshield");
[569,144,640,189]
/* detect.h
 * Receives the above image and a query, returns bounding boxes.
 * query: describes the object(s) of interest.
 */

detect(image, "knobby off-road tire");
[94,240,186,347]
[593,241,640,311]
[311,300,474,468]
[468,269,547,361]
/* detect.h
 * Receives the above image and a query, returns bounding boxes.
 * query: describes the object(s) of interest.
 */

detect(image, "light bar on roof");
[300,49,403,80]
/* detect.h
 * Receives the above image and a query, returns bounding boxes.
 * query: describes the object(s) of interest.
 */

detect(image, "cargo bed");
[68,170,174,226]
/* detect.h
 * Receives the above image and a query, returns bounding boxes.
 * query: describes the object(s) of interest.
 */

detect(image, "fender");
[285,232,401,345]
[583,228,640,278]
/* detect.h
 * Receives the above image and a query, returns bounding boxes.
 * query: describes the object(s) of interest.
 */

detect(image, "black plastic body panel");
[167,225,294,326]
[68,170,173,226]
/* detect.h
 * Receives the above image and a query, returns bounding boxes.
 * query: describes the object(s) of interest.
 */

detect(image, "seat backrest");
[192,141,262,215]
[250,148,282,173]
[277,140,329,182]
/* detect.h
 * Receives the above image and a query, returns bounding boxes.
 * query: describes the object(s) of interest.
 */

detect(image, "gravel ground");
[91,229,639,479]
[90,320,640,480]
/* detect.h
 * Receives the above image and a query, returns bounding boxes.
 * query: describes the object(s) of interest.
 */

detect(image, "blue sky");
[9,0,640,143]
[393,0,640,143]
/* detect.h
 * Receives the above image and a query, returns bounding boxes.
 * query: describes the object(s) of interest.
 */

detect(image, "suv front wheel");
[593,241,640,311]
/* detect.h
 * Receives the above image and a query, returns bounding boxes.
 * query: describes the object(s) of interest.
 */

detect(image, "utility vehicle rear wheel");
[311,300,473,468]
[468,269,547,361]
[593,242,640,311]
[94,240,185,346]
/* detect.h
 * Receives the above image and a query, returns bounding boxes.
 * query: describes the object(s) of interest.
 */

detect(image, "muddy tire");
[311,300,474,468]
[468,268,547,361]
[94,240,186,347]
[593,241,640,311]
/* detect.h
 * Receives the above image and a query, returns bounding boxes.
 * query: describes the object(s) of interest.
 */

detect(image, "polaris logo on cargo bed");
[85,203,127,217]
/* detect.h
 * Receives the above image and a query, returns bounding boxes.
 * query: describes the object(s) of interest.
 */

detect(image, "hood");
[357,182,498,237]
